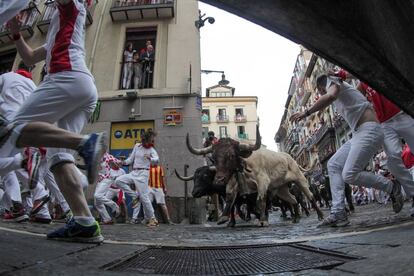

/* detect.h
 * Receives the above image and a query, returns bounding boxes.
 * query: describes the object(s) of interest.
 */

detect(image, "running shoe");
[24,147,42,189]
[100,220,114,225]
[30,194,51,217]
[77,133,107,185]
[30,216,52,224]
[390,179,404,213]
[146,217,159,227]
[47,218,104,243]
[3,202,29,222]
[318,211,349,227]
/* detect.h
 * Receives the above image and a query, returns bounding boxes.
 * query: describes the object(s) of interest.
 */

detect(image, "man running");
[3,0,106,243]
[290,74,403,227]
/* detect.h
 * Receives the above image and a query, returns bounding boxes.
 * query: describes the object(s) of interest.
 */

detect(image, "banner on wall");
[110,121,154,160]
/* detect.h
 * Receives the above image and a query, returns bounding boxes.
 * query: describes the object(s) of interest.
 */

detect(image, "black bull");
[175,166,259,227]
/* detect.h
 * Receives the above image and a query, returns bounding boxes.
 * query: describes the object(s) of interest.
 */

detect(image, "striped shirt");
[149,165,164,189]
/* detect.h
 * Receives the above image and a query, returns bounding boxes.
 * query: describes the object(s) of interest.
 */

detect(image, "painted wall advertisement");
[110,121,154,159]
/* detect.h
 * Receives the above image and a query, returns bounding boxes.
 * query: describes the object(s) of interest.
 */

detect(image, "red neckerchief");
[15,69,32,80]
[142,143,154,149]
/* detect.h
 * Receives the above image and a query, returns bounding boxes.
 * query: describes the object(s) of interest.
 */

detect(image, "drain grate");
[102,244,359,275]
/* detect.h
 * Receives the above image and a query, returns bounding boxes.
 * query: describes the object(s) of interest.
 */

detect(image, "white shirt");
[44,0,90,75]
[124,144,159,170]
[0,72,36,121]
[331,79,372,131]
[109,168,125,180]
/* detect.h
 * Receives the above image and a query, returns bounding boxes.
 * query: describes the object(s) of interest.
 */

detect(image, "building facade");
[201,79,258,144]
[275,47,353,184]
[0,0,206,222]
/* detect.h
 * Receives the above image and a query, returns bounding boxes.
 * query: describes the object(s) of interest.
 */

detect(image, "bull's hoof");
[217,216,229,225]
[227,221,236,228]
[317,214,324,221]
[256,220,269,227]
[292,217,300,223]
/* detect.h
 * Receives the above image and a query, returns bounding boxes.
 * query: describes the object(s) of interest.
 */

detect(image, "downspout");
[89,0,109,73]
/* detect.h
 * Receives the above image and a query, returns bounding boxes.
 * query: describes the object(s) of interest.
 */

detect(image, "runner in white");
[291,74,404,227]
[3,0,106,243]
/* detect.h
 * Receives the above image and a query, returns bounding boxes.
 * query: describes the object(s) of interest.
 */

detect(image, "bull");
[174,166,258,227]
[185,125,324,226]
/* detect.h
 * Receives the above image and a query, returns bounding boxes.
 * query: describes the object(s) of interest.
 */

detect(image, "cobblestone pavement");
[1,202,413,246]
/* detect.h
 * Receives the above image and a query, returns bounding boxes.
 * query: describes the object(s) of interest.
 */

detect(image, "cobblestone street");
[1,202,414,275]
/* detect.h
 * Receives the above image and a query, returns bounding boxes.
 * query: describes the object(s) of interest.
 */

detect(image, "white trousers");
[3,71,97,168]
[409,167,414,181]
[122,63,133,89]
[327,122,393,213]
[382,112,414,197]
[94,178,118,222]
[115,170,155,220]
[0,0,29,25]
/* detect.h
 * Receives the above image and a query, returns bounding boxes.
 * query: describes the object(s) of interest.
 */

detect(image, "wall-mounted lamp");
[195,10,215,29]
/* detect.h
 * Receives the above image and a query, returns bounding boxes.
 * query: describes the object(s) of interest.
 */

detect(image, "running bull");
[185,125,324,226]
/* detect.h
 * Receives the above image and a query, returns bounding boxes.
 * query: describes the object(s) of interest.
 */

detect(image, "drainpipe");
[89,0,109,73]
[184,164,189,217]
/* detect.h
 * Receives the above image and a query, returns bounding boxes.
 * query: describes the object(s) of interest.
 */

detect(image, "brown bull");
[186,125,324,226]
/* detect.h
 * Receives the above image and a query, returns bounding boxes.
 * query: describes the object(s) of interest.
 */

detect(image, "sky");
[199,3,300,151]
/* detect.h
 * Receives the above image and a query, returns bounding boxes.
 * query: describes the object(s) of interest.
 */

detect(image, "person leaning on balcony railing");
[290,73,404,227]
[140,44,155,89]
[122,42,135,89]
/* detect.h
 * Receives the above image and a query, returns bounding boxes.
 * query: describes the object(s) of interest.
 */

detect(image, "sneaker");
[146,217,159,227]
[100,220,114,225]
[47,218,104,243]
[30,195,51,217]
[129,218,141,224]
[318,212,349,227]
[3,203,29,222]
[30,216,52,224]
[390,179,404,213]
[131,198,140,209]
[24,147,42,189]
[77,133,107,185]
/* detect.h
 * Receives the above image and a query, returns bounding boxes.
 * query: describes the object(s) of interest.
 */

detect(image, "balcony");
[37,0,97,34]
[0,2,40,45]
[110,0,175,22]
[234,114,247,123]
[306,123,335,149]
[216,115,229,123]
[238,133,249,140]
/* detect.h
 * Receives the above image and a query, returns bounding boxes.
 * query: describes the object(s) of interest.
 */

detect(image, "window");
[120,27,157,90]
[201,109,210,123]
[219,126,227,138]
[235,108,244,116]
[217,108,228,122]
[0,50,16,75]
[237,126,247,139]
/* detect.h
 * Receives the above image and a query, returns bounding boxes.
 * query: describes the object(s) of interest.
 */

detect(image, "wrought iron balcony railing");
[238,133,248,140]
[110,0,175,22]
[37,0,97,34]
[234,114,247,123]
[216,115,229,123]
[0,2,40,45]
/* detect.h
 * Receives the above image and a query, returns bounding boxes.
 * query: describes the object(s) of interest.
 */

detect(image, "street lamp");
[201,70,230,86]
[195,10,215,29]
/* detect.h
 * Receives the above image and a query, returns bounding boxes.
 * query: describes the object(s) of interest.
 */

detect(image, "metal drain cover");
[102,244,359,275]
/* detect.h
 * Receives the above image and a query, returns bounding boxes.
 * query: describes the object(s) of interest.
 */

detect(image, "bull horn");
[239,125,261,151]
[174,169,194,181]
[209,166,216,172]
[186,133,213,155]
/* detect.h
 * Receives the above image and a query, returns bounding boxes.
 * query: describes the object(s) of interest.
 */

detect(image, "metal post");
[184,164,189,218]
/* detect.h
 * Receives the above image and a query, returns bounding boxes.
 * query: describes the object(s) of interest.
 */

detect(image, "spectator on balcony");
[122,42,135,89]
[140,44,155,89]
[201,111,209,123]
[203,131,218,166]
[132,52,142,89]
[139,40,152,55]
